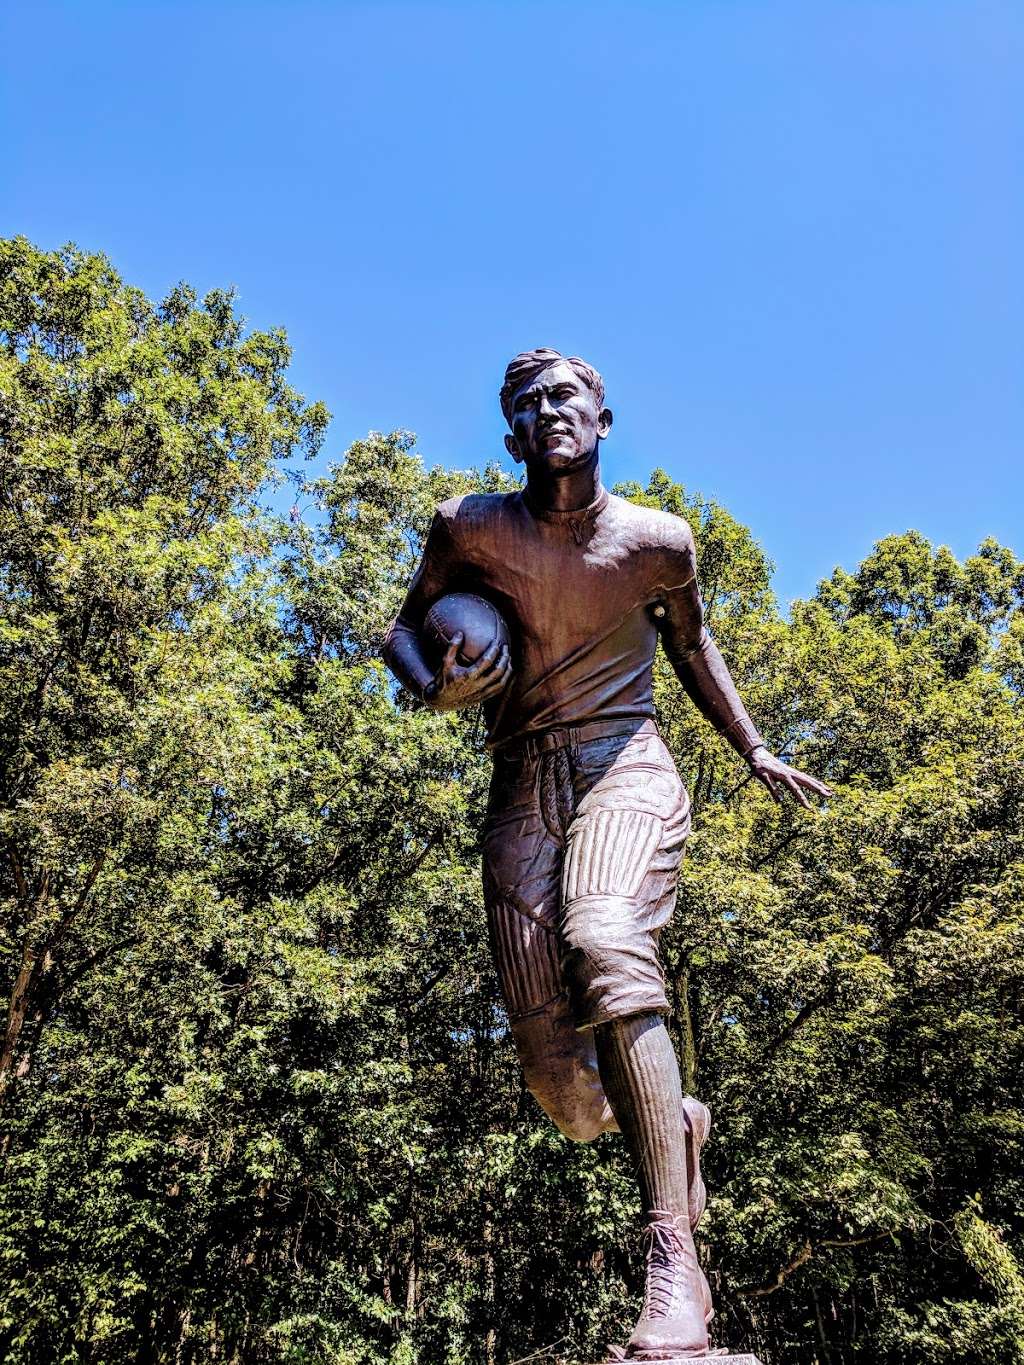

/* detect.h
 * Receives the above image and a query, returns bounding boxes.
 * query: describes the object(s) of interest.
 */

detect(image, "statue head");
[500,348,613,473]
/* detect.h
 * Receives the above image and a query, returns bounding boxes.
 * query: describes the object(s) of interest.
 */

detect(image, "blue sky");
[2,0,1021,605]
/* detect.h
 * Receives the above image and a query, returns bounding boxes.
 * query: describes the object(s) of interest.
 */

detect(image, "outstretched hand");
[747,747,833,809]
[424,633,512,712]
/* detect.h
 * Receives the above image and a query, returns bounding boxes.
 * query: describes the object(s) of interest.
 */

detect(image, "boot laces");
[641,1211,693,1321]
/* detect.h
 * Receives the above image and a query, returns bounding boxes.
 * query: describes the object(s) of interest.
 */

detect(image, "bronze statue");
[384,349,831,1361]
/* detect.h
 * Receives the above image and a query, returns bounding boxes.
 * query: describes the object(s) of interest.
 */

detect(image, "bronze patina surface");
[384,348,829,1360]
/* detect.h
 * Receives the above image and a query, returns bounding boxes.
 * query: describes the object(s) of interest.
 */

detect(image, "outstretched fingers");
[753,756,833,808]
[790,765,834,799]
[781,771,812,809]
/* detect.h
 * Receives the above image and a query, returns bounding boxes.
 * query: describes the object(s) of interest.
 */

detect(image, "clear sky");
[2,0,1021,604]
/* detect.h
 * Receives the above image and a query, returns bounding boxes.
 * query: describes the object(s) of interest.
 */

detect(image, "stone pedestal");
[595,1356,762,1364]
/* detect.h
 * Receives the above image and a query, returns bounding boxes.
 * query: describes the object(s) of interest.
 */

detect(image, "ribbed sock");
[595,1012,689,1217]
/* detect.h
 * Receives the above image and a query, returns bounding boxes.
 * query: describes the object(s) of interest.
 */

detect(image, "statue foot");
[623,1210,710,1360]
[681,1097,713,1322]
[682,1096,710,1233]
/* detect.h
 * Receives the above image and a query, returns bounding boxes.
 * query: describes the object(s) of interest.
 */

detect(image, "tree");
[1,239,1021,1364]
[0,236,327,1102]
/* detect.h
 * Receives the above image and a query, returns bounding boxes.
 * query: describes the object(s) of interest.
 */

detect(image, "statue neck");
[524,456,603,513]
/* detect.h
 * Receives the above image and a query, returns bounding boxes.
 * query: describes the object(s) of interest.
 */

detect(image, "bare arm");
[658,573,765,759]
[658,531,831,807]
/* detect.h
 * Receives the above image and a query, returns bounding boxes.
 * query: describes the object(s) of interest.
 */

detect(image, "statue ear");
[597,407,613,440]
[505,432,523,463]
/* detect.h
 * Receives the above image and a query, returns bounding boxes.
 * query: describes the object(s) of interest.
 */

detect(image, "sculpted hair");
[499,348,605,427]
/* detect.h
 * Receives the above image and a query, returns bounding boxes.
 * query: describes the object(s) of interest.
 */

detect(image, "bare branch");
[6,849,29,905]
[762,984,837,1063]
[738,1232,891,1298]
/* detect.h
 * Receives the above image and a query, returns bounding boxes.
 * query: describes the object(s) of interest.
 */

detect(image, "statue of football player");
[383,349,831,1359]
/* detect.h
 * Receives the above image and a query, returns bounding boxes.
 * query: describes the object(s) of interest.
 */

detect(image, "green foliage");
[1,241,1022,1364]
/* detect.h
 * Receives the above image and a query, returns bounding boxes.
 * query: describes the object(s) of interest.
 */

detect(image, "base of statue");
[594,1353,761,1364]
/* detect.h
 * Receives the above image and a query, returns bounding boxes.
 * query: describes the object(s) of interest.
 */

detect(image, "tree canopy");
[1,238,1022,1365]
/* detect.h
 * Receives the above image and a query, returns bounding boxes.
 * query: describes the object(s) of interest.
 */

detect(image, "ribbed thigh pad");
[560,748,690,1028]
[563,808,663,901]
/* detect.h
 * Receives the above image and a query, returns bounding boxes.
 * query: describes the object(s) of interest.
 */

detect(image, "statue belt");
[494,716,659,762]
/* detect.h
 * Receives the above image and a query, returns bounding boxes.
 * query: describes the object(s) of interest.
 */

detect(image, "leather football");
[424,592,510,666]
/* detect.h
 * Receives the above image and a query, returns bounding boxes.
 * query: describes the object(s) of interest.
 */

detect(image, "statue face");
[504,361,612,473]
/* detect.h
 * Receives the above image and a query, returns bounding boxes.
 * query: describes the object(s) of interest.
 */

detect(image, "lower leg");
[596,1012,710,1356]
[596,1012,689,1212]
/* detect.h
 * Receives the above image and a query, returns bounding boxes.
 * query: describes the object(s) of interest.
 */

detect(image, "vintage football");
[424,592,510,666]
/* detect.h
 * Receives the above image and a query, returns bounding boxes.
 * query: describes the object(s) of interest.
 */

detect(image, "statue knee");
[521,1044,616,1143]
[510,1000,616,1143]
[527,1075,611,1143]
[554,1108,608,1145]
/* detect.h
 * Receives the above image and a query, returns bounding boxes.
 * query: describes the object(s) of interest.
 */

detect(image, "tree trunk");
[0,941,42,1104]
[483,1218,496,1365]
[678,968,698,1094]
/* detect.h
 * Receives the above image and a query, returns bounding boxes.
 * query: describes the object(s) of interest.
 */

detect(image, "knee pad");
[561,893,671,1029]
